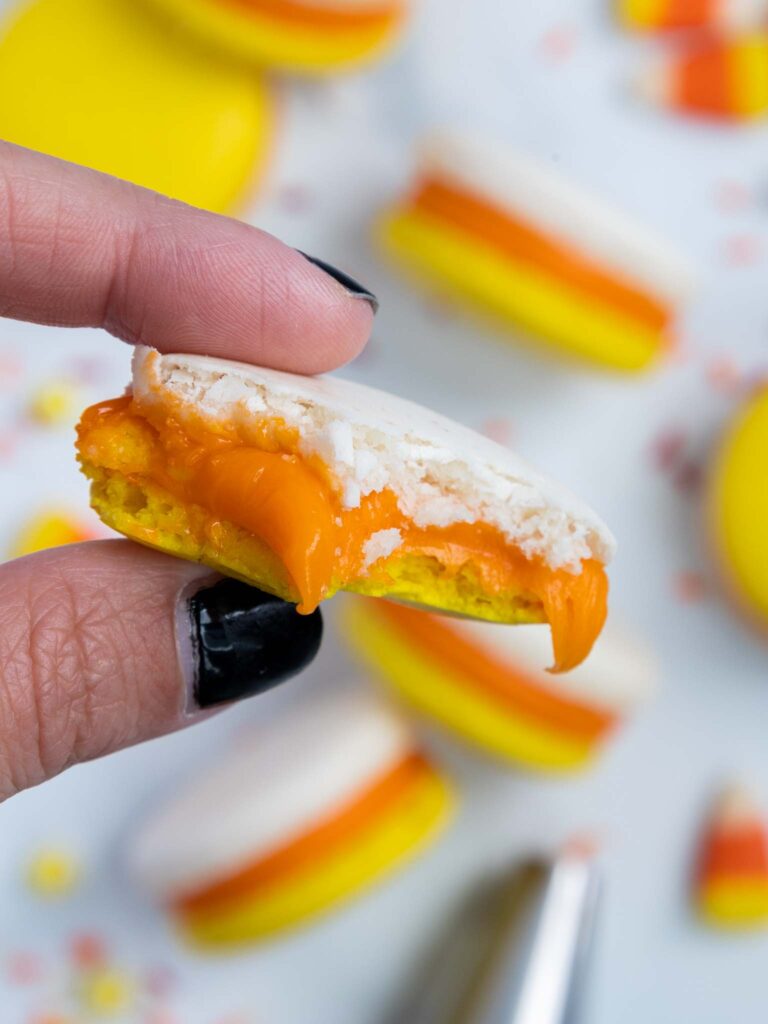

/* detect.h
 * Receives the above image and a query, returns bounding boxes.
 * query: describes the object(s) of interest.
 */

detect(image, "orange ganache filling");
[373,601,617,742]
[172,751,429,916]
[218,0,401,31]
[407,177,671,333]
[76,396,608,672]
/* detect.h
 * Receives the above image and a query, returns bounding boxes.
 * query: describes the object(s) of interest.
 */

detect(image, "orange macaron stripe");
[409,178,670,333]
[172,752,429,915]
[373,602,617,742]
[677,41,736,115]
[698,827,768,881]
[217,0,399,30]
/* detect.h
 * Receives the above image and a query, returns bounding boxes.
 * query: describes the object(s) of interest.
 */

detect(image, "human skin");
[0,141,375,801]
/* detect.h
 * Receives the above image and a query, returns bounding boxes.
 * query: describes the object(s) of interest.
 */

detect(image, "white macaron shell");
[130,690,415,901]
[134,347,616,572]
[416,132,695,308]
[449,618,656,713]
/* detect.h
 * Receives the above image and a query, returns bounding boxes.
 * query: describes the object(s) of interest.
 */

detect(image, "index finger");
[0,142,376,373]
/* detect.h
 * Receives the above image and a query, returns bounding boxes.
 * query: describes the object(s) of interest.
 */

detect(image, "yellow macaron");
[0,0,273,213]
[709,385,768,630]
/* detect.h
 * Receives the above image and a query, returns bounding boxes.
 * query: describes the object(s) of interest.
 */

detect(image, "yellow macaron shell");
[142,0,405,74]
[0,0,273,214]
[709,387,768,627]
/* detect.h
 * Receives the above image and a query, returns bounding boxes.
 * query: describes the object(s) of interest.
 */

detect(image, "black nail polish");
[298,251,379,313]
[188,580,323,709]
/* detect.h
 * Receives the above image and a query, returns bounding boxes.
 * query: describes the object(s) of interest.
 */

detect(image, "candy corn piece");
[639,33,768,119]
[619,0,768,33]
[342,598,655,773]
[380,132,694,371]
[695,785,768,928]
[144,0,408,74]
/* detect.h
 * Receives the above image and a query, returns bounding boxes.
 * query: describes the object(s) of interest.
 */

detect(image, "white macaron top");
[449,618,656,712]
[414,132,695,308]
[130,689,416,901]
[133,347,616,572]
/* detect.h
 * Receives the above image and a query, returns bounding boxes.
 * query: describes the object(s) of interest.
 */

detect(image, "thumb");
[0,541,322,800]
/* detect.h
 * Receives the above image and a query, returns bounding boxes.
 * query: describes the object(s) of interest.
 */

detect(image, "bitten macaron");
[379,132,694,372]
[76,347,615,672]
[130,689,454,946]
[342,598,655,772]
[144,0,408,74]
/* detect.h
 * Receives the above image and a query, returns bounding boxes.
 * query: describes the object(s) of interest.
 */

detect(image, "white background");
[1,0,768,1021]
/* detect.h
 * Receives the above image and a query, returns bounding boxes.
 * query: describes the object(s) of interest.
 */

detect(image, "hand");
[0,141,376,800]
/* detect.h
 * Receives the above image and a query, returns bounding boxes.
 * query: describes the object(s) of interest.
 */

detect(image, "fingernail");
[298,251,379,313]
[183,579,323,710]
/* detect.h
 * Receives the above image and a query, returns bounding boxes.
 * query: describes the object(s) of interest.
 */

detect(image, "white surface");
[1,0,768,1022]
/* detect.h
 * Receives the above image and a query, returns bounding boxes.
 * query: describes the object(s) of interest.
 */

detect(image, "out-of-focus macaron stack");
[341,598,655,773]
[130,690,453,947]
[379,132,694,372]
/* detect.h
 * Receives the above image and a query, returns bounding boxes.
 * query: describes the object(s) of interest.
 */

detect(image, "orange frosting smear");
[409,178,670,332]
[678,42,735,116]
[698,825,768,883]
[373,601,617,741]
[173,752,428,915]
[77,397,608,671]
[219,0,399,30]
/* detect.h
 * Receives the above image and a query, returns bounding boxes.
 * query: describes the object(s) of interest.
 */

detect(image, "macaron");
[638,32,768,120]
[618,0,768,32]
[75,347,616,672]
[0,0,273,214]
[130,690,454,946]
[142,0,407,74]
[708,385,768,630]
[694,784,768,929]
[379,132,694,372]
[342,598,655,772]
